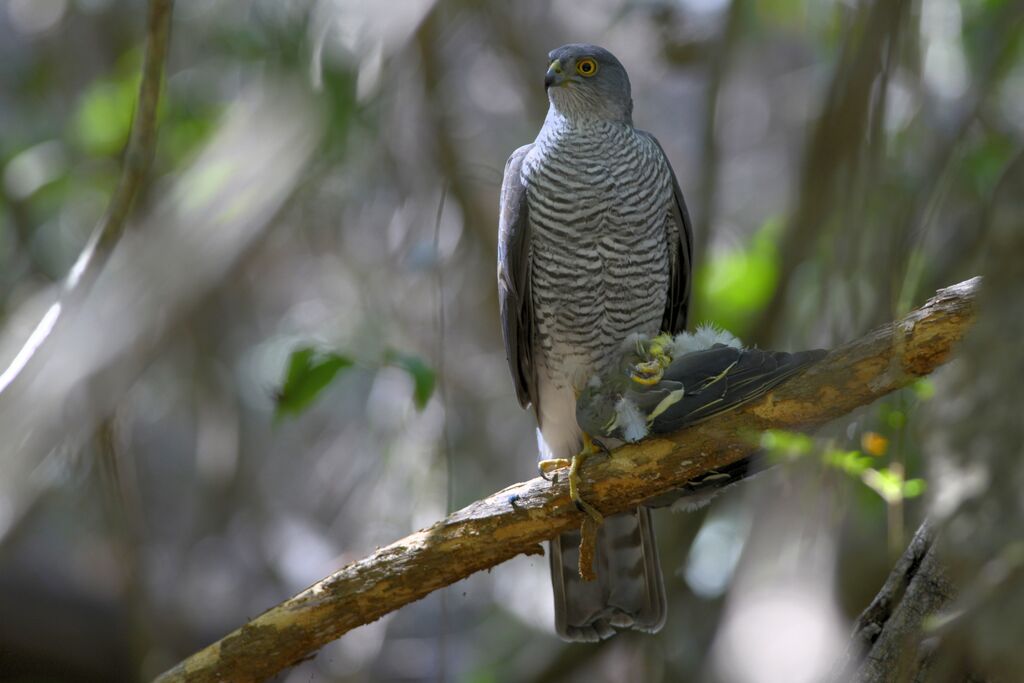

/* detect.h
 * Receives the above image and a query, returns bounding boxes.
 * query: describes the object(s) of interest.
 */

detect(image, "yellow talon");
[630,359,664,385]
[539,435,605,525]
[538,457,571,481]
[567,434,605,524]
[629,332,674,386]
[580,432,607,456]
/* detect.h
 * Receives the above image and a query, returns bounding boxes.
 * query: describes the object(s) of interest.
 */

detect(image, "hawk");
[497,43,692,641]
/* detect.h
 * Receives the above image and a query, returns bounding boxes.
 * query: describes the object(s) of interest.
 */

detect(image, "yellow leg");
[569,447,604,524]
[540,434,606,580]
[539,435,605,524]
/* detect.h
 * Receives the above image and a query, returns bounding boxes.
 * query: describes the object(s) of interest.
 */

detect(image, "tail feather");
[550,507,666,642]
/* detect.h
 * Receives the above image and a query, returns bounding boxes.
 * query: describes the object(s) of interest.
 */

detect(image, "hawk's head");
[544,44,633,124]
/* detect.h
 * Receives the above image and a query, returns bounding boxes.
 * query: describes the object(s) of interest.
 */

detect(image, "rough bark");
[155,277,979,683]
[831,521,958,682]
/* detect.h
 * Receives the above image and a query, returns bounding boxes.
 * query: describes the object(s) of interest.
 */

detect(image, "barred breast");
[524,120,672,387]
[522,118,673,455]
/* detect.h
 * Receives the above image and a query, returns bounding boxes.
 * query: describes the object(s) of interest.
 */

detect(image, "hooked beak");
[545,59,563,89]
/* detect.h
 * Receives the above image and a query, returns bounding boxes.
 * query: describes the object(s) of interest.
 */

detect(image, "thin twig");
[0,0,174,396]
[155,276,980,683]
[432,183,450,683]
[83,0,175,279]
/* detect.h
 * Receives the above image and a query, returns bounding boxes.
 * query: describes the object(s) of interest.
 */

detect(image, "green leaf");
[884,407,907,429]
[386,351,436,411]
[275,346,353,419]
[761,429,814,458]
[694,219,780,336]
[862,467,914,504]
[902,478,927,498]
[824,448,872,476]
[72,78,138,156]
[160,106,219,165]
[911,378,936,401]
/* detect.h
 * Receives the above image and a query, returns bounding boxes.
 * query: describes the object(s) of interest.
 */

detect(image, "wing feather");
[638,131,694,335]
[497,144,537,412]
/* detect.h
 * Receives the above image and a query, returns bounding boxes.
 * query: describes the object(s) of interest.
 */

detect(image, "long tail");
[549,506,666,642]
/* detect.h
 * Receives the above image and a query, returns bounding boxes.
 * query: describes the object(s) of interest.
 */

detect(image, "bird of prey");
[497,43,692,641]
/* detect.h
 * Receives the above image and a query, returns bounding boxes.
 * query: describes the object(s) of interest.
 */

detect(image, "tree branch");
[155,277,979,683]
[86,0,174,273]
[830,520,957,682]
[0,0,174,396]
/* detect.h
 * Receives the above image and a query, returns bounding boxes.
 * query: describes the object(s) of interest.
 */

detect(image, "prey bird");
[576,327,827,444]
[573,329,826,513]
[497,43,692,641]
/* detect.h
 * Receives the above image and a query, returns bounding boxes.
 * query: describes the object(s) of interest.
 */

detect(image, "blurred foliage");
[71,62,218,170]
[275,347,354,419]
[384,350,437,412]
[276,346,436,419]
[693,218,779,337]
[762,426,927,504]
[72,60,141,156]
[0,0,1020,681]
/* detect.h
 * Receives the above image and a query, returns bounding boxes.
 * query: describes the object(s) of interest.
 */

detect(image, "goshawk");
[497,43,692,641]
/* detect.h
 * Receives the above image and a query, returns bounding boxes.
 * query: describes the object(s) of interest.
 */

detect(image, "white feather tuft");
[532,430,557,462]
[621,331,650,352]
[613,397,648,443]
[669,323,743,356]
[536,429,555,461]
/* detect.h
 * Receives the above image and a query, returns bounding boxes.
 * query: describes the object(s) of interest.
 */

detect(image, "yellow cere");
[576,57,598,77]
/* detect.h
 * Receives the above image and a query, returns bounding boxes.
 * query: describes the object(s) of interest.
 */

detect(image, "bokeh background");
[0,0,1022,681]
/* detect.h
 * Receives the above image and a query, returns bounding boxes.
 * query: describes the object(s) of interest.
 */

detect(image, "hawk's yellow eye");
[576,58,598,77]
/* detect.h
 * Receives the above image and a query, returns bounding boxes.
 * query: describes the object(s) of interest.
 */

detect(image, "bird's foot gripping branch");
[156,277,979,683]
